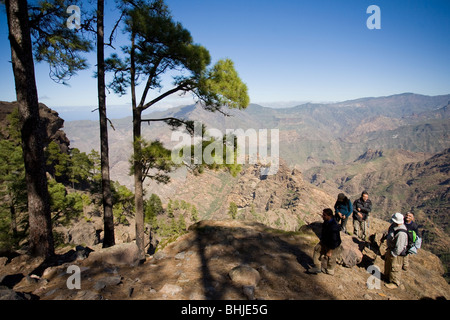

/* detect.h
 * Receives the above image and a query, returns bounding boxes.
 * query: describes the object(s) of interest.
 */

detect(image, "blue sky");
[0,0,449,120]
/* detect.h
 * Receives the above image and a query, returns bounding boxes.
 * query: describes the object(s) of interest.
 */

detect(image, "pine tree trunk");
[130,31,145,261]
[133,109,145,261]
[5,0,54,258]
[97,0,115,248]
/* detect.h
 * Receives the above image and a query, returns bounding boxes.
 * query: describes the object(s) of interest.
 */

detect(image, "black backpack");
[394,229,416,256]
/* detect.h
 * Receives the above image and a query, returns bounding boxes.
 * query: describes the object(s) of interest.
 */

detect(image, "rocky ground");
[1,219,448,300]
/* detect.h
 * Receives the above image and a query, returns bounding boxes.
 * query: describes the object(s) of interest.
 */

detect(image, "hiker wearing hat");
[334,193,353,234]
[384,212,408,289]
[352,191,372,241]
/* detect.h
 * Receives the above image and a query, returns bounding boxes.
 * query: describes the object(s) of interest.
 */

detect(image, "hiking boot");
[323,268,335,276]
[309,266,322,274]
[384,282,399,289]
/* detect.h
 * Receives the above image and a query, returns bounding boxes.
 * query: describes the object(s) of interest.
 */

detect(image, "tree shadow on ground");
[190,221,336,300]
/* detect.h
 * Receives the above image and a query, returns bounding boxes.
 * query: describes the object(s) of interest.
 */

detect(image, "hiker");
[384,212,408,289]
[402,211,420,271]
[334,193,353,234]
[404,211,419,235]
[352,191,372,241]
[310,208,342,275]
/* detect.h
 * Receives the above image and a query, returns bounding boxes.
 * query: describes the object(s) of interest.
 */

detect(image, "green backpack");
[394,229,421,256]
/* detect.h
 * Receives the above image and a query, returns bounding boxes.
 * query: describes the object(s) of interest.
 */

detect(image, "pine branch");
[141,84,187,110]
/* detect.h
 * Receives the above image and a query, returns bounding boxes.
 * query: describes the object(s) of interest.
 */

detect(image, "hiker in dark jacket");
[402,211,420,271]
[310,208,342,275]
[404,211,419,234]
[352,191,372,240]
[334,193,353,234]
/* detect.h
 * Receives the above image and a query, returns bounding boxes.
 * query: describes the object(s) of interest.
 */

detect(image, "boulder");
[68,221,100,247]
[153,251,168,261]
[0,287,27,300]
[87,242,140,266]
[0,257,8,267]
[42,265,66,280]
[115,224,136,244]
[337,235,363,268]
[159,284,182,296]
[93,276,122,291]
[228,265,261,286]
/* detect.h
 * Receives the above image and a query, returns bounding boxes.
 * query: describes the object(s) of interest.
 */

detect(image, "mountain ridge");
[64,92,450,166]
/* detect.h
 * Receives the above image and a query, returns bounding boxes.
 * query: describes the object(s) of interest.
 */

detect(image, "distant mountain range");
[64,92,450,180]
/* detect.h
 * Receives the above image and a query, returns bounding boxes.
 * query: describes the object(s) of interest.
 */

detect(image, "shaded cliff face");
[0,101,70,153]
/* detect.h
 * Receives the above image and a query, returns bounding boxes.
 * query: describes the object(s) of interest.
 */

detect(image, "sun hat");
[391,212,404,224]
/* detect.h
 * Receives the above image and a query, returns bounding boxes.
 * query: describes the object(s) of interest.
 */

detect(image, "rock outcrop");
[0,101,71,153]
[354,149,383,163]
[225,159,335,229]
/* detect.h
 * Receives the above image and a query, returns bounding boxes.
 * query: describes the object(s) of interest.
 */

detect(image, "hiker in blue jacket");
[334,193,353,234]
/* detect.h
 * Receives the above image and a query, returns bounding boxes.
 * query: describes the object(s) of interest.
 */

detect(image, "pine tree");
[191,206,199,223]
[0,110,27,246]
[45,141,68,180]
[144,193,163,227]
[47,179,84,226]
[4,0,92,256]
[68,148,92,189]
[0,140,27,247]
[177,214,186,232]
[106,0,249,260]
[5,0,54,257]
[228,202,238,220]
[88,149,102,186]
[167,199,174,218]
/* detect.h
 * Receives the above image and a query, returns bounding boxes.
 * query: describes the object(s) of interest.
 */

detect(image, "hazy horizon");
[44,91,449,122]
[1,0,449,112]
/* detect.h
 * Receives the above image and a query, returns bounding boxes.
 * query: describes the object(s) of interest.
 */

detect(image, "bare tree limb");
[141,84,187,110]
[105,11,125,49]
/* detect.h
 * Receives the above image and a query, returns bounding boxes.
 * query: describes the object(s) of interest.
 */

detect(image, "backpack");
[394,229,422,256]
